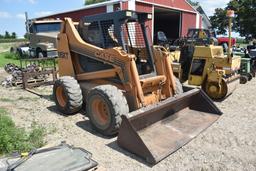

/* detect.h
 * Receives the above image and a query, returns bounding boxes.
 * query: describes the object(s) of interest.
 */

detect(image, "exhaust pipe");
[117,89,222,164]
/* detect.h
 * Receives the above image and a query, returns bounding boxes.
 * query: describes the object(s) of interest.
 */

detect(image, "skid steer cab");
[53,10,222,164]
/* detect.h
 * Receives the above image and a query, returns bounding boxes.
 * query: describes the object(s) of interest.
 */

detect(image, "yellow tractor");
[177,44,241,100]
[156,28,240,100]
[53,10,222,164]
[172,10,240,100]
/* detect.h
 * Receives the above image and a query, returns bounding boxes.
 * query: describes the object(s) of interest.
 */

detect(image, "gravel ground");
[0,68,255,171]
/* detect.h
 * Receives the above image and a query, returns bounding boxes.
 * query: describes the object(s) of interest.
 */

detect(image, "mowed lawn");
[0,52,20,67]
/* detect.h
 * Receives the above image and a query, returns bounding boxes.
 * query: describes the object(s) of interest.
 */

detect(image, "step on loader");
[53,10,222,164]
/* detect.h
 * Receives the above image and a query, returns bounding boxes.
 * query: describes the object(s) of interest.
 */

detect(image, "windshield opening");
[34,23,61,33]
[79,18,154,76]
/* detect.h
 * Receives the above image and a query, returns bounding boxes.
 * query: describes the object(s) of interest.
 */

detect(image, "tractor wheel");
[86,85,129,136]
[53,76,83,115]
[240,75,248,84]
[203,80,228,100]
[247,73,253,81]
[36,49,46,58]
[252,72,256,77]
[174,77,183,95]
[10,47,15,53]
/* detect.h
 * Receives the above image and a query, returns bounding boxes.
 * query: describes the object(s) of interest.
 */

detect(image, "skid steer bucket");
[117,89,222,164]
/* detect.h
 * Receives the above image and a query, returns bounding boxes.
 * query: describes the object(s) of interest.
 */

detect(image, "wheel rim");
[209,85,218,93]
[56,86,67,107]
[91,95,111,129]
[205,80,227,100]
[39,52,43,58]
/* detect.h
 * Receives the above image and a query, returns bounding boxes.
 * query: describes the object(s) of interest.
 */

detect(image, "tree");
[24,33,29,39]
[4,31,11,39]
[11,32,17,39]
[210,8,229,35]
[84,0,107,5]
[210,0,256,38]
[228,0,256,39]
[187,0,199,6]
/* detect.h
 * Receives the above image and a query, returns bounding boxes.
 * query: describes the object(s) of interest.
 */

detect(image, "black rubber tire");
[86,85,129,136]
[202,80,228,100]
[36,49,46,58]
[10,47,15,53]
[174,77,184,95]
[16,48,23,58]
[53,76,83,115]
[247,73,253,81]
[252,72,256,78]
[240,75,248,84]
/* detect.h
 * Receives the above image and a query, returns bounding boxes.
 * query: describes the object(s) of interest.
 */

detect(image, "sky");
[196,0,230,16]
[0,0,84,37]
[0,0,231,38]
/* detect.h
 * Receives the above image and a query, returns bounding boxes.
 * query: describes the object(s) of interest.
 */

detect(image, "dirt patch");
[0,68,255,170]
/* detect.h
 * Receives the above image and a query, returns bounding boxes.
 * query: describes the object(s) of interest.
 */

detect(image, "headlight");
[47,43,54,49]
[126,11,132,17]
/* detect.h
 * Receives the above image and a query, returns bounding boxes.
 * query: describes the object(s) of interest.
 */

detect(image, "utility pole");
[25,12,29,33]
[226,9,234,63]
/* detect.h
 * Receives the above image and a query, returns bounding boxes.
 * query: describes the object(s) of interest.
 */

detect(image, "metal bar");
[76,68,118,80]
[125,23,134,54]
[140,23,156,73]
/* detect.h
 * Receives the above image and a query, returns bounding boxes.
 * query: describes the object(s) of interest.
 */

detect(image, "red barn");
[37,0,202,40]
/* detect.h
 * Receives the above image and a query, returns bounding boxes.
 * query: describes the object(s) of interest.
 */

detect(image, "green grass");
[0,108,46,155]
[0,52,20,67]
[0,39,27,43]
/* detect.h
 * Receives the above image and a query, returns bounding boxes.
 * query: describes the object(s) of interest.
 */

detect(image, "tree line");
[209,0,256,39]
[0,31,17,39]
[85,0,107,5]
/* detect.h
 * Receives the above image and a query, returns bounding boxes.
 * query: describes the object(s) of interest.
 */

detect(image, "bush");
[0,52,20,67]
[0,108,46,155]
[4,52,19,60]
[236,38,248,44]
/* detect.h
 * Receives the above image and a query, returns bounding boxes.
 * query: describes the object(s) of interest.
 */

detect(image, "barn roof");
[36,0,197,20]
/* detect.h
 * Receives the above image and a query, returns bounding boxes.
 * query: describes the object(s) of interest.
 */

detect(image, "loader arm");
[57,16,179,109]
[58,18,128,77]
[57,18,143,108]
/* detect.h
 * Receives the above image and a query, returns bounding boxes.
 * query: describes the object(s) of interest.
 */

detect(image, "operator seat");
[78,21,103,48]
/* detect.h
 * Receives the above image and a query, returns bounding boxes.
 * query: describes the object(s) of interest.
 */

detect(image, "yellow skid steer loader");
[54,10,222,164]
